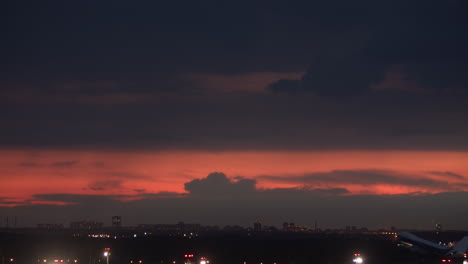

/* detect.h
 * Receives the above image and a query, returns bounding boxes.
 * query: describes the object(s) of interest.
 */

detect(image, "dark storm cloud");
[1,0,468,151]
[2,173,468,229]
[268,46,386,97]
[1,92,468,150]
[267,1,468,97]
[259,170,468,192]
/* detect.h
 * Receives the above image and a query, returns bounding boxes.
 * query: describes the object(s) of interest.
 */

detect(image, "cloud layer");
[260,170,468,193]
[1,0,467,151]
[1,172,468,229]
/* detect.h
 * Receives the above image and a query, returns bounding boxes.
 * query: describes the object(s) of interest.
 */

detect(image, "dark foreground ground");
[1,230,467,264]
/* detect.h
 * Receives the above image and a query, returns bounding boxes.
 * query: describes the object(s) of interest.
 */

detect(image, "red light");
[442,260,446,263]
[105,248,110,251]
[54,260,59,263]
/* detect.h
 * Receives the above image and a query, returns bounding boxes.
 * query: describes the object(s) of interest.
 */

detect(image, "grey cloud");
[87,180,122,191]
[106,172,150,180]
[184,172,257,197]
[17,162,42,168]
[138,192,187,199]
[263,187,350,196]
[428,171,466,181]
[31,193,118,204]
[0,201,27,206]
[0,197,25,205]
[267,79,302,94]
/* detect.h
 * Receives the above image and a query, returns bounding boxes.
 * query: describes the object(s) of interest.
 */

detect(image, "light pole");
[103,251,110,264]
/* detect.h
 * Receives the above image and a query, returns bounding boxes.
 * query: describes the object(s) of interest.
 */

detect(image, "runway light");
[353,257,363,263]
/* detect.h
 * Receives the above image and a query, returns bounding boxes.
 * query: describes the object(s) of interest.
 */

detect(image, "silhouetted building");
[253,221,262,232]
[37,223,64,230]
[112,216,122,228]
[70,220,103,230]
[136,222,202,233]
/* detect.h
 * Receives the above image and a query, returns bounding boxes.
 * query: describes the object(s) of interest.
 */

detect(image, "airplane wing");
[448,236,468,256]
[398,232,450,255]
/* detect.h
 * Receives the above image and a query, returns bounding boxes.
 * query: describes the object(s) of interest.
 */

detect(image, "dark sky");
[1,0,468,229]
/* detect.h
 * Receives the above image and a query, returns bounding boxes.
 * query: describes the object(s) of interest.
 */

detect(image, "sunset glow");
[2,149,467,205]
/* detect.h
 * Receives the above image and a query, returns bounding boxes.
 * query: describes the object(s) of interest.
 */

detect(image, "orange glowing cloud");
[1,149,468,205]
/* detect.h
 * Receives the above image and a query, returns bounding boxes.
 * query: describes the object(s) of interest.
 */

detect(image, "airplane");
[397,231,468,257]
